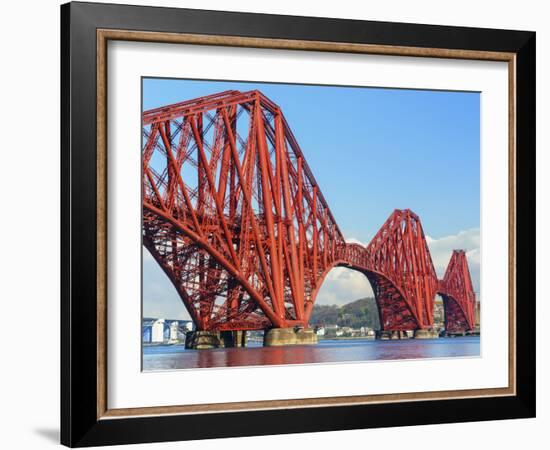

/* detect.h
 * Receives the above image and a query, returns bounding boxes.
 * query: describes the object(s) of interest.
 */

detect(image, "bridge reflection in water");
[143,337,480,371]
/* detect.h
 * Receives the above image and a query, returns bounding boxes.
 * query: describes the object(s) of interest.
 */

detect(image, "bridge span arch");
[142,89,476,335]
[311,262,420,332]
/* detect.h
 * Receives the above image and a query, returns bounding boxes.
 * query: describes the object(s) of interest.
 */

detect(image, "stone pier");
[377,330,411,340]
[220,330,248,347]
[185,330,222,349]
[378,330,391,340]
[414,329,440,339]
[263,327,318,346]
[185,330,248,349]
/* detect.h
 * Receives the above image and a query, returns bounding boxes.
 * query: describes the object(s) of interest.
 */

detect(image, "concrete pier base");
[263,328,318,346]
[414,329,439,339]
[221,330,247,347]
[377,330,411,340]
[185,330,249,349]
[185,331,222,349]
[377,330,391,340]
[296,328,318,345]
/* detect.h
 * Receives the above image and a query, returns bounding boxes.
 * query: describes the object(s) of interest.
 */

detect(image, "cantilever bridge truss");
[142,90,476,333]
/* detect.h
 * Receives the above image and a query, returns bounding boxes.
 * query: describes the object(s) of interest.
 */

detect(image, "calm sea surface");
[142,336,480,371]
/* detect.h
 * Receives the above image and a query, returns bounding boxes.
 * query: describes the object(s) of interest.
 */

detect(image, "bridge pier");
[221,330,248,347]
[185,330,248,349]
[377,330,391,340]
[185,331,222,349]
[263,328,318,346]
[377,330,411,340]
[414,329,439,339]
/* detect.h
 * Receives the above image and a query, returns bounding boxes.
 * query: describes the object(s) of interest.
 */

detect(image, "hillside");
[310,297,380,330]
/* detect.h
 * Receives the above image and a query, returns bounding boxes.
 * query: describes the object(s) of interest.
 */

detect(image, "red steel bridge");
[142,90,476,335]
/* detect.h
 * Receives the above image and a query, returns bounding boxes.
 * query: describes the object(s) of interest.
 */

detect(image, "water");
[142,336,480,371]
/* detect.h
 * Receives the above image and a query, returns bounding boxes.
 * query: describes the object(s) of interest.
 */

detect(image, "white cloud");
[345,237,368,247]
[316,266,374,306]
[315,237,373,306]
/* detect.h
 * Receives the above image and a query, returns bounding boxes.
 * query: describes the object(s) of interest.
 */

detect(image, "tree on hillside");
[310,297,380,330]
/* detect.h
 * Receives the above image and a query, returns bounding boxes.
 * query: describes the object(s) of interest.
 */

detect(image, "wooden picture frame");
[61,1,535,447]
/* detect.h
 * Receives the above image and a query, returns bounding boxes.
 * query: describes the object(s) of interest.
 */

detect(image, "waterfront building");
[142,318,166,343]
[152,319,166,343]
[169,321,179,342]
[142,318,195,344]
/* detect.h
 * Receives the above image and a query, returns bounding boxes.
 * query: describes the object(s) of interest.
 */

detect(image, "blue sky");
[142,78,480,318]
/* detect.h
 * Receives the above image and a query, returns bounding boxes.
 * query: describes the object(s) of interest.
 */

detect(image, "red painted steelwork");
[438,251,477,332]
[142,90,476,333]
[341,210,438,331]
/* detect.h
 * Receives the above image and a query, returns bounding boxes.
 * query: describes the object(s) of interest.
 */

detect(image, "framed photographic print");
[60,1,536,447]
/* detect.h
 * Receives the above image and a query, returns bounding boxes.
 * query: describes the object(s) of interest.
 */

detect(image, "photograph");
[141,78,481,371]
